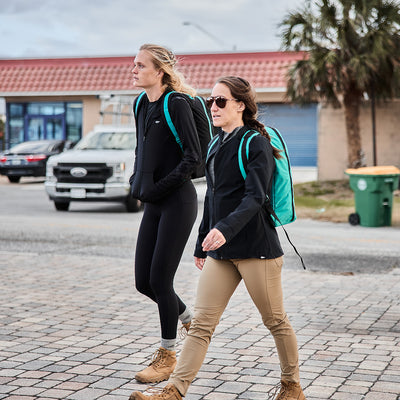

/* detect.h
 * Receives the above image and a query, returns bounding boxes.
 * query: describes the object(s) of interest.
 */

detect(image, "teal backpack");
[134,90,214,178]
[238,127,296,226]
[237,127,305,269]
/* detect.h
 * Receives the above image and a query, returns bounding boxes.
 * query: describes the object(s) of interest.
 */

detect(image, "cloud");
[0,0,47,14]
[0,0,304,58]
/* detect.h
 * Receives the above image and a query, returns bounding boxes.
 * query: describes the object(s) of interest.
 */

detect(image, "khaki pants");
[170,256,300,396]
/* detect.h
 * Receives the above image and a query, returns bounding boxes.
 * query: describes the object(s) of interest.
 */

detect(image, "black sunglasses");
[206,96,240,109]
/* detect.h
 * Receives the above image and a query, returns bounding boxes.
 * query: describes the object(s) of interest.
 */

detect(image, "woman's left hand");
[202,228,226,252]
[194,257,206,271]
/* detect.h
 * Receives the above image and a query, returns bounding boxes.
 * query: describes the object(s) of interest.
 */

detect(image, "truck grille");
[54,163,113,183]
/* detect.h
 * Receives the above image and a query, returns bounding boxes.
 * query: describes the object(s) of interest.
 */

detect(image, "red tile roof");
[0,51,306,95]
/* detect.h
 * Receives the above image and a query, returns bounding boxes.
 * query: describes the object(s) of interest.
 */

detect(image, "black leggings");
[135,181,198,339]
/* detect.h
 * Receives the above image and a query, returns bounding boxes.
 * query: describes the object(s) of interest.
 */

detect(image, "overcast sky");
[0,0,304,59]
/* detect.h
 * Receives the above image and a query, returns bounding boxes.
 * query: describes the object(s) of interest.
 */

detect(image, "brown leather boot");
[129,383,182,400]
[178,321,191,339]
[135,348,177,384]
[275,380,306,400]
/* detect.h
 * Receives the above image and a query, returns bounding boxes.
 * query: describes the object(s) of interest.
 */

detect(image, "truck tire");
[126,196,141,213]
[54,201,70,211]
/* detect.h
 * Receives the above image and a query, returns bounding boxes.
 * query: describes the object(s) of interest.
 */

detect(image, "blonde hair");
[139,44,196,97]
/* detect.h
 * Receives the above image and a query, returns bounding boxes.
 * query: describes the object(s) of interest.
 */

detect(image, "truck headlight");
[113,162,126,181]
[46,163,56,182]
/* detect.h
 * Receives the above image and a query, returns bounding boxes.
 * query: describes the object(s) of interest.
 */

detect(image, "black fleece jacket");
[129,90,201,203]
[194,126,283,260]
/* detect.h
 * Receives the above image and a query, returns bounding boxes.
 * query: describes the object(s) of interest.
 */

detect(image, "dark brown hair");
[216,76,281,159]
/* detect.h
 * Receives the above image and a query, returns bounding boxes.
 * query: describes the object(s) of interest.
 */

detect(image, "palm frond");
[280,0,400,103]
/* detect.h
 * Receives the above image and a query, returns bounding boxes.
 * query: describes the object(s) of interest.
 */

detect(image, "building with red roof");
[0,52,304,96]
[1,51,398,180]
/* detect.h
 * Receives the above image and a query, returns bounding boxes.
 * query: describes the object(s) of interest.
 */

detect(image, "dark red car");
[0,140,69,183]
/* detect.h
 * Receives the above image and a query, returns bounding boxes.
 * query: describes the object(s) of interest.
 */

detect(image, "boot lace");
[266,382,281,399]
[178,322,191,340]
[143,385,177,398]
[267,381,302,400]
[143,386,164,395]
[149,349,165,367]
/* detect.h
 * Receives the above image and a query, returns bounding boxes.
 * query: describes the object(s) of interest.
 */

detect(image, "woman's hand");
[194,256,206,271]
[202,228,226,252]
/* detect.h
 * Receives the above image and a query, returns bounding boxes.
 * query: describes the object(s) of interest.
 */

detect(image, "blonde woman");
[129,44,201,384]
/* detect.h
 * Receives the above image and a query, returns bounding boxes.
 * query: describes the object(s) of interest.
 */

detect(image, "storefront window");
[6,101,82,148]
[9,104,24,118]
[27,102,65,115]
[66,103,82,144]
[8,118,24,146]
[26,104,40,115]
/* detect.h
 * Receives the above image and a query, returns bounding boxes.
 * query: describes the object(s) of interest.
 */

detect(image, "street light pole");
[183,21,235,51]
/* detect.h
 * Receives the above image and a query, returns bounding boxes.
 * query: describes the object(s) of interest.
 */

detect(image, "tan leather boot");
[135,348,177,384]
[129,383,182,400]
[178,321,191,339]
[275,380,306,400]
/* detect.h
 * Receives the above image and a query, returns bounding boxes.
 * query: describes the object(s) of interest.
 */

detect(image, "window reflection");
[6,101,82,148]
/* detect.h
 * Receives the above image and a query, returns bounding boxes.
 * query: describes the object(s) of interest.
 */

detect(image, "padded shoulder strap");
[134,91,147,117]
[196,96,214,140]
[206,135,220,161]
[163,91,184,152]
[238,130,260,180]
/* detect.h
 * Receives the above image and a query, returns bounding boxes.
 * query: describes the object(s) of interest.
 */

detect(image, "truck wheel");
[348,213,360,226]
[8,176,21,183]
[126,197,141,212]
[54,201,70,211]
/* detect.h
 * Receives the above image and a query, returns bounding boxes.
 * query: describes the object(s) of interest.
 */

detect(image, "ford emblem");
[70,167,87,178]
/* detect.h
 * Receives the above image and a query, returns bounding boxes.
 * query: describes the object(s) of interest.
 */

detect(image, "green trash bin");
[345,166,400,227]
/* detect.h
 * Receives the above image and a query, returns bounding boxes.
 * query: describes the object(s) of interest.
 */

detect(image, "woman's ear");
[237,101,245,112]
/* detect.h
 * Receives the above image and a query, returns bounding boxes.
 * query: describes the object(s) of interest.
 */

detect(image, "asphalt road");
[1,176,399,275]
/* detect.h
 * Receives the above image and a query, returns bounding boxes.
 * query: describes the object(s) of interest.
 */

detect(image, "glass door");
[45,116,64,140]
[25,115,65,141]
[26,117,45,141]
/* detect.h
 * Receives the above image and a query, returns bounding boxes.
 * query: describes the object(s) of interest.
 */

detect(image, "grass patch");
[294,179,400,225]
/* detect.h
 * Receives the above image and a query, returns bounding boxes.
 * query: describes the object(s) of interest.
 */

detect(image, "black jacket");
[130,91,201,202]
[194,126,283,260]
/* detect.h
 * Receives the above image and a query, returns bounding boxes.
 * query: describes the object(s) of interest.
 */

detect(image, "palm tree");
[280,0,400,168]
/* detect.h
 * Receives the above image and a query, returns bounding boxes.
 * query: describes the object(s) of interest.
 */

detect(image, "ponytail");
[245,117,282,159]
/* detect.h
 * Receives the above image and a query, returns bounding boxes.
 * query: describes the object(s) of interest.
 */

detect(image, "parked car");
[45,126,141,212]
[0,139,69,183]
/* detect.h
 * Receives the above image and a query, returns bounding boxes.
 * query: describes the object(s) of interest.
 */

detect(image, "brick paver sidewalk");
[0,251,399,400]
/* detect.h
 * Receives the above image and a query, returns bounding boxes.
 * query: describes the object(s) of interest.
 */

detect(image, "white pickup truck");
[45,125,141,212]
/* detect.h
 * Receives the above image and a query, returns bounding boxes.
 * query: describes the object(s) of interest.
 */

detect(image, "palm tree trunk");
[343,86,365,168]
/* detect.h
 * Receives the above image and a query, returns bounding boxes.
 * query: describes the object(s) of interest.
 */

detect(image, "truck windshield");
[75,131,135,150]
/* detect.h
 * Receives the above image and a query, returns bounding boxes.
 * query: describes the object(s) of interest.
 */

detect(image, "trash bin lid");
[345,166,400,175]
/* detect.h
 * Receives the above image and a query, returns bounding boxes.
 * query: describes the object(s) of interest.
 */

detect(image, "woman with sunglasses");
[129,44,201,384]
[130,76,306,400]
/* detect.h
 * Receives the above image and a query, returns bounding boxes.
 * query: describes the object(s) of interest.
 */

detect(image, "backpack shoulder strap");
[163,91,184,152]
[206,134,220,161]
[195,96,214,141]
[238,129,260,180]
[134,91,147,118]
